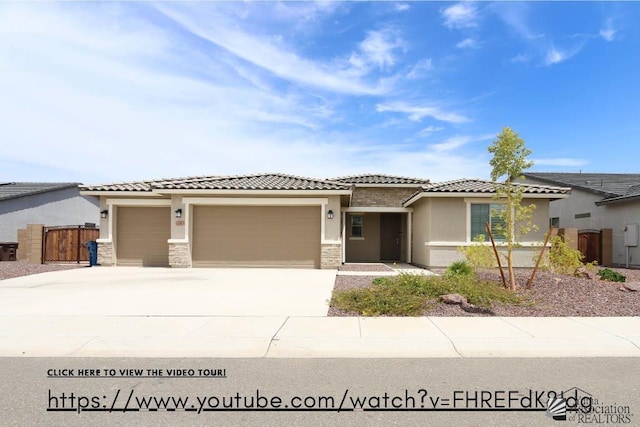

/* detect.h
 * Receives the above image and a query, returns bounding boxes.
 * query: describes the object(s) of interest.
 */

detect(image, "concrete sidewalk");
[1,315,638,358]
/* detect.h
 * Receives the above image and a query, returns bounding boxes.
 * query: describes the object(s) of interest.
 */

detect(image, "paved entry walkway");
[337,263,437,276]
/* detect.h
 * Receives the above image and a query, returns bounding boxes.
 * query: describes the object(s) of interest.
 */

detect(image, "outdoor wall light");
[175,208,183,218]
[100,210,108,219]
[327,209,334,220]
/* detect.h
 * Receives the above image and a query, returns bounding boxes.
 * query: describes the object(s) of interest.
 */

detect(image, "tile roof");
[330,174,430,185]
[596,183,640,205]
[81,173,351,192]
[0,182,79,201]
[419,178,571,195]
[524,172,640,198]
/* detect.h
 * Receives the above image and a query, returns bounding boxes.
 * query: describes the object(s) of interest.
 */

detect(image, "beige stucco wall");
[411,198,430,267]
[426,246,540,268]
[325,195,342,242]
[429,198,467,242]
[345,212,381,262]
[410,195,553,268]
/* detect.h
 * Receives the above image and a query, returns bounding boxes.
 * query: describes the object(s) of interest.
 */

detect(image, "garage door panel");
[117,207,170,267]
[192,206,320,268]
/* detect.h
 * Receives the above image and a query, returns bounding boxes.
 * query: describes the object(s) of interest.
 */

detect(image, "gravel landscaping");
[329,267,640,317]
[0,261,84,281]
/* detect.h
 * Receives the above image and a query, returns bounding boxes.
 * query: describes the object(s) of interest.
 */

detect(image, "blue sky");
[1,1,639,184]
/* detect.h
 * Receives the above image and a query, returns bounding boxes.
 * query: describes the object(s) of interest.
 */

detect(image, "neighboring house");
[0,182,100,242]
[79,173,569,269]
[524,172,640,268]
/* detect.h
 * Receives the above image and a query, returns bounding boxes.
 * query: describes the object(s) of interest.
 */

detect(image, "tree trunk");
[507,252,516,290]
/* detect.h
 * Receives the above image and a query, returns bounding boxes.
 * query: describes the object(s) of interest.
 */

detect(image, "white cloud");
[456,38,478,49]
[395,4,410,12]
[154,4,390,95]
[406,58,433,79]
[431,135,472,152]
[600,18,617,42]
[511,53,531,63]
[442,3,478,29]
[418,126,444,137]
[356,28,405,69]
[492,3,543,40]
[544,47,566,65]
[543,44,583,66]
[376,102,470,124]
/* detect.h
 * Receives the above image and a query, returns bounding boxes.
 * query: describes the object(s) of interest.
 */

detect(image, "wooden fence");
[42,225,100,264]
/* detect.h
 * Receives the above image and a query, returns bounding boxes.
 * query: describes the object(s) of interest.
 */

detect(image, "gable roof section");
[596,183,640,205]
[0,182,79,201]
[524,172,640,198]
[404,178,571,206]
[330,173,429,185]
[80,173,351,193]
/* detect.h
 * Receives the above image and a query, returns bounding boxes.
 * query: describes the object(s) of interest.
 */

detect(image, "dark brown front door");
[380,213,402,261]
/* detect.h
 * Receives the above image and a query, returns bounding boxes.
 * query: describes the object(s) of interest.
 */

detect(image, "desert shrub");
[331,273,523,315]
[332,276,428,316]
[458,235,497,269]
[548,236,584,275]
[445,261,473,277]
[597,268,626,283]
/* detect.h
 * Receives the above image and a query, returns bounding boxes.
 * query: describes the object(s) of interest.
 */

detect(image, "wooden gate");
[42,225,100,264]
[578,230,601,265]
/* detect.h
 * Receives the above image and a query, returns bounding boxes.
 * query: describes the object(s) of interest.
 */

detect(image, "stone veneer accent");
[97,241,115,266]
[321,243,341,269]
[169,242,191,268]
[351,187,420,208]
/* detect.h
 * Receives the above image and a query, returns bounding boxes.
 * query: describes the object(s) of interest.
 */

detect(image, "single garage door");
[116,206,170,266]
[192,205,321,268]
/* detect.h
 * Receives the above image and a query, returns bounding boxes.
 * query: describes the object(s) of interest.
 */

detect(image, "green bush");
[457,235,497,269]
[547,236,584,275]
[331,273,524,315]
[445,261,473,277]
[597,268,626,283]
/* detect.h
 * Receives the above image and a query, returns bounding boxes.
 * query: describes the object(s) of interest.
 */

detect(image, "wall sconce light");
[327,209,334,220]
[175,208,183,218]
[100,210,108,219]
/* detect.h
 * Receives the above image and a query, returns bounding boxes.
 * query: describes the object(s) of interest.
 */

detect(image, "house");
[0,182,100,242]
[524,172,640,268]
[79,173,570,269]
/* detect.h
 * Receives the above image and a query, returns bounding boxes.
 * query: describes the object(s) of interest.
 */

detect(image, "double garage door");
[192,206,321,268]
[116,205,321,268]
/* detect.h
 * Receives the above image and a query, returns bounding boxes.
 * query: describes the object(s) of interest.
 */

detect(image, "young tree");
[488,127,537,290]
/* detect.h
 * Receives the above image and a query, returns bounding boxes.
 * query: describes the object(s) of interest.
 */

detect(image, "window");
[470,203,505,241]
[550,217,560,228]
[351,215,363,238]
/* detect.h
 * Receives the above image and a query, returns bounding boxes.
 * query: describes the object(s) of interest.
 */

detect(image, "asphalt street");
[1,358,638,427]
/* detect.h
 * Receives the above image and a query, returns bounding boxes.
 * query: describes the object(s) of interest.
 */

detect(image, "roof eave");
[79,190,160,197]
[404,191,569,207]
[595,195,640,206]
[0,183,80,201]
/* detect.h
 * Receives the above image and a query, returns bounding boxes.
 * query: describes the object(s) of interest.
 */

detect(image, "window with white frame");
[470,203,506,241]
[351,215,363,238]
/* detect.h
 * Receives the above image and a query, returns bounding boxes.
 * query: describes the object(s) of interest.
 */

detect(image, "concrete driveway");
[0,267,337,316]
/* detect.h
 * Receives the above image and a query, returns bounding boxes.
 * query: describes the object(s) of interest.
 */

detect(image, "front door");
[380,213,402,261]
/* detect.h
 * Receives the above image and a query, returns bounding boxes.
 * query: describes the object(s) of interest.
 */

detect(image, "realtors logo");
[546,397,566,421]
[545,387,633,424]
